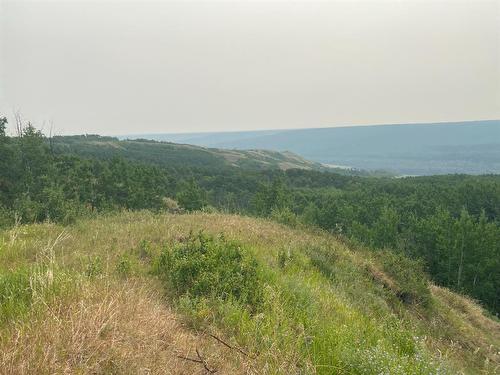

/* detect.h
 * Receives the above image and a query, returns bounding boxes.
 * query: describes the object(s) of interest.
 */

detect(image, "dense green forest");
[1,117,499,314]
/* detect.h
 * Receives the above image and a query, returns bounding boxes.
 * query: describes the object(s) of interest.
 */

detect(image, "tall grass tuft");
[0,269,32,324]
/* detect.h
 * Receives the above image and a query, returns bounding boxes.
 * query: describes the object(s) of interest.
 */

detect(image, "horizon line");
[117,118,500,138]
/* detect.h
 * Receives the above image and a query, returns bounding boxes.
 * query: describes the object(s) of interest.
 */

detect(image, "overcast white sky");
[1,0,499,135]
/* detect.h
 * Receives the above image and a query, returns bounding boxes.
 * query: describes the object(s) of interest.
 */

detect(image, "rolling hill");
[0,212,498,373]
[50,135,328,171]
[130,120,500,175]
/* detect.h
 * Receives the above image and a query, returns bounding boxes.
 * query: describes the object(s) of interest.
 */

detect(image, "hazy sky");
[1,0,499,135]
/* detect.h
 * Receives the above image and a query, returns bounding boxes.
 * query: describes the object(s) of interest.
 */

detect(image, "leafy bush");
[271,206,298,227]
[162,197,183,213]
[0,205,14,229]
[86,256,103,278]
[116,254,133,277]
[154,232,263,309]
[377,250,432,307]
[176,180,207,211]
[136,239,153,260]
[13,196,44,223]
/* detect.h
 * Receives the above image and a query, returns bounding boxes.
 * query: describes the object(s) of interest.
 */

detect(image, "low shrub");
[0,205,14,229]
[376,250,432,307]
[271,206,298,227]
[162,197,183,214]
[116,254,133,277]
[154,232,263,310]
[86,256,103,278]
[136,239,153,260]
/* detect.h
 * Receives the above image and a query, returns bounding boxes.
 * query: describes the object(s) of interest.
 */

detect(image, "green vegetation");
[0,268,32,324]
[0,115,499,372]
[0,212,498,373]
[154,232,263,309]
[50,134,326,171]
[1,116,499,314]
[151,228,446,374]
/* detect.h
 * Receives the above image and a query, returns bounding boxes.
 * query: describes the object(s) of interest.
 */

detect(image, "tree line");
[0,117,498,313]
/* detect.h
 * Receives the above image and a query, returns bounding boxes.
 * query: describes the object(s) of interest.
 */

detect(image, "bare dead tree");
[48,119,56,154]
[14,110,24,137]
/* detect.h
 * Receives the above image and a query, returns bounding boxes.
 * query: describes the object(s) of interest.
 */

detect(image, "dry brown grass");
[0,277,256,375]
[426,284,500,369]
[431,285,500,340]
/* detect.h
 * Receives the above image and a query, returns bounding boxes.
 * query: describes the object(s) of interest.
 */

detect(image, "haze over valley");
[129,120,500,175]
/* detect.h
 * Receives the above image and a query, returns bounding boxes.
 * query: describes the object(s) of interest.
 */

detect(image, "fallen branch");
[177,354,203,364]
[208,333,253,359]
[177,349,217,373]
[196,348,217,373]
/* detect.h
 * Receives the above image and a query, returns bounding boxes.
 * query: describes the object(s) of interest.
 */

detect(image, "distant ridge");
[50,134,329,172]
[126,120,500,175]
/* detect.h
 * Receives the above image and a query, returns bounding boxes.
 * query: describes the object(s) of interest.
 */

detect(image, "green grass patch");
[0,264,76,326]
[0,268,32,325]
[152,232,450,373]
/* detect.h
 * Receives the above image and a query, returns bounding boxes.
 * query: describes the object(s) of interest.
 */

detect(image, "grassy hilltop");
[50,135,328,171]
[1,212,498,374]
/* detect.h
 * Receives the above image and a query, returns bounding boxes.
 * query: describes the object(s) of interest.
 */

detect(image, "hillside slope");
[1,212,498,374]
[51,135,326,171]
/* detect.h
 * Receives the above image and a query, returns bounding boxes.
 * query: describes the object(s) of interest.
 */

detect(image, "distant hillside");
[131,120,500,175]
[50,135,326,171]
